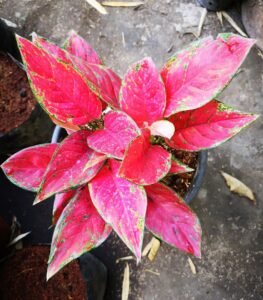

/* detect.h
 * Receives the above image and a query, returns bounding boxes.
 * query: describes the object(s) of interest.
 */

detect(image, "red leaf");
[89,159,147,259]
[47,186,111,279]
[53,190,77,225]
[1,144,57,192]
[145,183,201,257]
[120,57,166,127]
[64,31,102,64]
[87,111,140,159]
[169,158,194,175]
[17,36,102,126]
[161,34,255,116]
[33,34,120,109]
[119,129,171,185]
[35,130,106,203]
[167,100,259,151]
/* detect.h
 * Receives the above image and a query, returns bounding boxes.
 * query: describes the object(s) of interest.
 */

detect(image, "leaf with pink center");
[89,159,147,260]
[52,190,77,225]
[35,130,107,203]
[120,57,166,127]
[167,100,259,151]
[17,36,102,126]
[87,111,140,159]
[161,34,256,116]
[1,144,57,192]
[150,120,175,139]
[169,158,194,175]
[47,186,112,279]
[119,129,171,185]
[63,30,103,64]
[145,183,201,257]
[33,34,120,109]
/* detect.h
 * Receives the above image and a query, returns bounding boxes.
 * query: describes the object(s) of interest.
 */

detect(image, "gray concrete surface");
[1,0,262,299]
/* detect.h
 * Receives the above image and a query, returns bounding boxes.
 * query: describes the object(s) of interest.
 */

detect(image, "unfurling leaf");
[120,57,166,127]
[17,36,102,126]
[145,183,201,257]
[167,100,258,151]
[87,110,140,159]
[64,30,103,64]
[119,129,171,185]
[148,237,161,262]
[188,257,197,274]
[89,159,147,259]
[1,144,57,192]
[161,34,255,116]
[47,186,111,279]
[150,120,175,139]
[121,263,130,300]
[35,131,106,203]
[221,171,256,203]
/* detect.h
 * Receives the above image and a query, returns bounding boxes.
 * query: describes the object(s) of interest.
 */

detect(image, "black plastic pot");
[0,19,54,156]
[52,126,208,203]
[197,0,236,11]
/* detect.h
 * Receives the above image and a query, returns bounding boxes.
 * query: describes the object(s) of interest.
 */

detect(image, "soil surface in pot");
[0,246,87,300]
[165,150,198,197]
[0,52,36,134]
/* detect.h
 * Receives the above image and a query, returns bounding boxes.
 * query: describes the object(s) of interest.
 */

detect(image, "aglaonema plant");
[1,31,258,279]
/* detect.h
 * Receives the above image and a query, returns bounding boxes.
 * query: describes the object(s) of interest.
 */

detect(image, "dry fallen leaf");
[116,256,134,264]
[188,257,197,275]
[216,11,223,26]
[122,263,130,300]
[221,171,256,203]
[148,237,161,262]
[85,0,108,14]
[221,11,247,37]
[142,238,154,257]
[102,1,144,7]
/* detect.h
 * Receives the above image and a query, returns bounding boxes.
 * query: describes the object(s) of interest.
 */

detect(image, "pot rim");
[51,126,207,203]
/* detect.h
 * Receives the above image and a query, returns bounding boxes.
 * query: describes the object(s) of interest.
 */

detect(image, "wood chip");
[221,171,256,203]
[148,237,161,262]
[188,257,196,274]
[221,11,247,37]
[144,269,160,276]
[102,1,144,7]
[216,11,223,26]
[142,238,154,257]
[116,256,134,264]
[196,8,207,38]
[121,263,130,300]
[85,0,108,14]
[122,32,126,47]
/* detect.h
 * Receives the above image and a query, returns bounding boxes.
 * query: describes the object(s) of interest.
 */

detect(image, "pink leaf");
[145,183,201,257]
[35,130,106,203]
[89,159,147,260]
[161,34,256,116]
[167,100,259,151]
[53,190,77,225]
[47,186,111,279]
[169,158,194,175]
[87,110,140,159]
[17,35,102,126]
[1,144,57,192]
[119,129,171,185]
[120,57,166,127]
[64,30,102,64]
[150,120,175,139]
[33,34,120,109]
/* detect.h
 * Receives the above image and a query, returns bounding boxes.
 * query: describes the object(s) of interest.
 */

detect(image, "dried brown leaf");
[188,257,196,274]
[148,237,161,262]
[121,263,130,300]
[102,1,144,7]
[221,171,256,203]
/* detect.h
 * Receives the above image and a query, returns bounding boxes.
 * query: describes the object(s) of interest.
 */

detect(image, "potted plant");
[1,31,258,282]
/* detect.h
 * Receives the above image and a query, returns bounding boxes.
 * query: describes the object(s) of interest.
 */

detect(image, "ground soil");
[0,246,87,300]
[0,52,36,134]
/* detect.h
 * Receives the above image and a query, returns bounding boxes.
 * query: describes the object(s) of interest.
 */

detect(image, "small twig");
[188,257,197,275]
[85,0,108,14]
[144,269,160,276]
[196,8,207,38]
[221,11,247,37]
[116,255,134,264]
[102,1,144,7]
[216,11,223,26]
[121,32,126,48]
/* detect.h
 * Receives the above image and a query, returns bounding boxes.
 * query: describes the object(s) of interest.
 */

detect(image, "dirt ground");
[0,0,262,299]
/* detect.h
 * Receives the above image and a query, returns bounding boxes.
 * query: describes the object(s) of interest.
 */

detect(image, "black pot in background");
[52,125,208,204]
[0,19,54,157]
[197,0,236,11]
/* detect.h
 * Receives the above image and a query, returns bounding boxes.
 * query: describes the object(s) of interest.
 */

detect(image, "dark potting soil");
[0,246,87,300]
[165,150,198,197]
[0,52,36,134]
